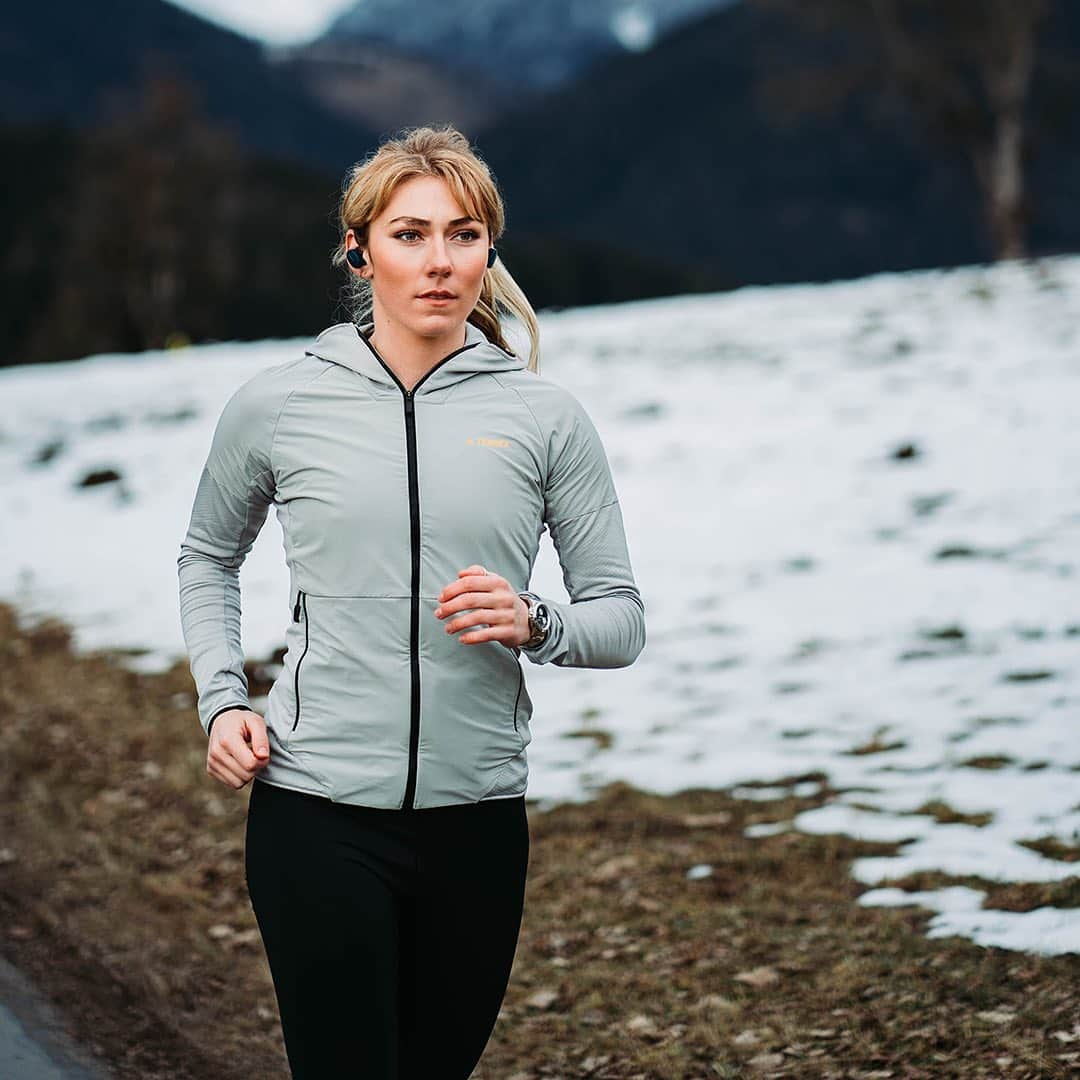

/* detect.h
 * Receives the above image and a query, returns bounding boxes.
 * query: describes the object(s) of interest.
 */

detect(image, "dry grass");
[0,600,1076,1079]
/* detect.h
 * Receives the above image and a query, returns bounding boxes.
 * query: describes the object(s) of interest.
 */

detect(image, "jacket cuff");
[205,701,253,739]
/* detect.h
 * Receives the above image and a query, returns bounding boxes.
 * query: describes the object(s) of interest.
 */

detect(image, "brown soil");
[0,601,1076,1079]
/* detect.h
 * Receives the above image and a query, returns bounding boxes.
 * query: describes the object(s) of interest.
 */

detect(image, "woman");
[177,124,645,1079]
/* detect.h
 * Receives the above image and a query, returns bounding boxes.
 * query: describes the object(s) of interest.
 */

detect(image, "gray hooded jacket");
[177,319,645,809]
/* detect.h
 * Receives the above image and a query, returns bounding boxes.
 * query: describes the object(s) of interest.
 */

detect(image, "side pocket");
[512,659,523,737]
[291,589,309,733]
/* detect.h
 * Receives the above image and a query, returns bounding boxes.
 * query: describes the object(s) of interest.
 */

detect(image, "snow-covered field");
[2,256,1077,957]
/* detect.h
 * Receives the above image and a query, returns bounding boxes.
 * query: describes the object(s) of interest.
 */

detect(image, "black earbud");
[487,246,498,268]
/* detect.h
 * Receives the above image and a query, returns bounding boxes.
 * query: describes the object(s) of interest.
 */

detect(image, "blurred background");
[3,0,1078,366]
[1,5,1078,1074]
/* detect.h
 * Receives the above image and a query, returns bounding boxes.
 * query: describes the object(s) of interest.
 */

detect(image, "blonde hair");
[331,125,541,372]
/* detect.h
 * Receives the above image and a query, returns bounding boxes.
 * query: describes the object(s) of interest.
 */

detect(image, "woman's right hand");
[207,709,271,789]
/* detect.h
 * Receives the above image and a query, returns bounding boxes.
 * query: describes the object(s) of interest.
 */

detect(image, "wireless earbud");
[487,246,498,268]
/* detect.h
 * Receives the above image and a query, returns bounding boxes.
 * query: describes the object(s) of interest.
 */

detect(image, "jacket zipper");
[357,327,479,809]
[402,387,422,807]
[291,589,308,732]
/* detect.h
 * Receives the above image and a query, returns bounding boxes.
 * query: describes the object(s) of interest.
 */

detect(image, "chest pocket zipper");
[292,590,309,733]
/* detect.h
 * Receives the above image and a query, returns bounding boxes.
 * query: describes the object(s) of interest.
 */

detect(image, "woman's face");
[347,174,490,342]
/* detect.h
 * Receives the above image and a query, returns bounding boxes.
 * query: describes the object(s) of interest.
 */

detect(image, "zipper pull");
[293,591,303,622]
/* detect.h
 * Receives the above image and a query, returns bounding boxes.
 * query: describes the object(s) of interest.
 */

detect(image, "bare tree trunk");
[976,101,1027,261]
[871,0,1044,262]
[976,0,1040,260]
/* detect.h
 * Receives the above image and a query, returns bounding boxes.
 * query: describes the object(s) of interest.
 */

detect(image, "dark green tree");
[35,67,246,359]
[752,0,1054,259]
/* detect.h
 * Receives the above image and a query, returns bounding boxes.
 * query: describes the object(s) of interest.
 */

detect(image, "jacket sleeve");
[177,377,278,736]
[521,390,646,668]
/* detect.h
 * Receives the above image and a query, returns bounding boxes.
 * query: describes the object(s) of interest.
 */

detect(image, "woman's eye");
[392,228,480,242]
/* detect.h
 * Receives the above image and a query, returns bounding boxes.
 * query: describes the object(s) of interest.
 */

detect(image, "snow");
[2,255,1077,957]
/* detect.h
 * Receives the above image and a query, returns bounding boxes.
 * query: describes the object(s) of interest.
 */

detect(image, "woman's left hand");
[434,565,531,649]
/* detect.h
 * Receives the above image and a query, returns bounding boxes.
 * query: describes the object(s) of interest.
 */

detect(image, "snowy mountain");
[319,0,739,91]
[3,0,379,174]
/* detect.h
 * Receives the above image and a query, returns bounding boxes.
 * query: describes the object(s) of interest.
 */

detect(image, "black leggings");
[244,777,530,1079]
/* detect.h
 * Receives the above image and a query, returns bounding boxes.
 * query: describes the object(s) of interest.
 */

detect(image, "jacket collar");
[305,319,525,395]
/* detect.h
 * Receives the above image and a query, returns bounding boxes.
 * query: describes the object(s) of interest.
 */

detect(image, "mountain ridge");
[320,0,737,91]
[2,0,380,174]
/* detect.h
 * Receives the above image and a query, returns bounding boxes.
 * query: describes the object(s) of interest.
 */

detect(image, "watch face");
[520,593,549,641]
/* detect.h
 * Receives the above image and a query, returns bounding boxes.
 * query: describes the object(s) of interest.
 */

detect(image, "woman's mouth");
[418,291,456,303]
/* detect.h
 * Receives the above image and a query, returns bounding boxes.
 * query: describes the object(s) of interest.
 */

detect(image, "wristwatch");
[517,591,551,649]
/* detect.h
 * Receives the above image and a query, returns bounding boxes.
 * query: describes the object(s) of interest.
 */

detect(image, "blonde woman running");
[178,124,646,1079]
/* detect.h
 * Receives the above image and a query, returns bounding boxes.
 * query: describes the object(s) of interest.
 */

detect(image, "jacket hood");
[305,318,525,395]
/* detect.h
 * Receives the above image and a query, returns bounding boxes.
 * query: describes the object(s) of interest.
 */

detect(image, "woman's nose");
[425,239,453,269]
